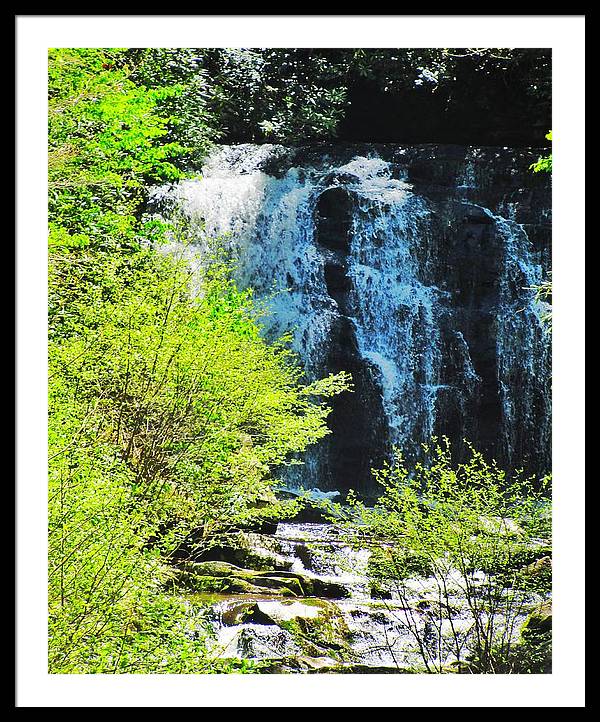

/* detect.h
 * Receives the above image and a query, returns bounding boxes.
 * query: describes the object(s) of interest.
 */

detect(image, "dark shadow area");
[337,72,551,147]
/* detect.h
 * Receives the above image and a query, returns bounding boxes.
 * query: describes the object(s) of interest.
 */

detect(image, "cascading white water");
[195,520,546,671]
[342,157,445,447]
[148,143,551,488]
[494,214,552,472]
[150,146,335,374]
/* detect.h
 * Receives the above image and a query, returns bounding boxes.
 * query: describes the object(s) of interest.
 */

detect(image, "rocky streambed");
[172,518,551,673]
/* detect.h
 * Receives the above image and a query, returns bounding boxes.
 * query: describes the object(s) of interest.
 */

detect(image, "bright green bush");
[48,251,349,672]
[530,130,553,174]
[48,49,186,241]
[48,48,350,673]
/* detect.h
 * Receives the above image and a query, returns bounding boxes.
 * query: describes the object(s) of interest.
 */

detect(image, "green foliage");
[344,438,551,673]
[49,49,187,242]
[188,48,551,144]
[48,48,350,673]
[49,249,349,672]
[124,48,218,168]
[201,49,350,143]
[53,247,349,529]
[531,130,553,174]
[48,358,215,672]
[53,48,550,150]
[530,271,552,333]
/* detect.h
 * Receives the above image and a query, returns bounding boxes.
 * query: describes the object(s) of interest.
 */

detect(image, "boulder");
[277,598,352,653]
[173,560,349,599]
[194,532,293,572]
[523,555,552,575]
[186,561,246,577]
[292,655,342,672]
[221,601,277,627]
[173,561,301,596]
[522,599,552,637]
[519,555,552,588]
[218,597,352,657]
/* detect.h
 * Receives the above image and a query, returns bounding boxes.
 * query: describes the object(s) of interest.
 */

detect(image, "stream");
[185,516,544,673]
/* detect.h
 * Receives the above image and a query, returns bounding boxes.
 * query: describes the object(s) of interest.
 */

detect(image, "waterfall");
[148,143,551,491]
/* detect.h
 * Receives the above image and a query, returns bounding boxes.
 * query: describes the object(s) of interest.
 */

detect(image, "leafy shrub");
[345,438,551,673]
[48,48,351,673]
[530,130,553,173]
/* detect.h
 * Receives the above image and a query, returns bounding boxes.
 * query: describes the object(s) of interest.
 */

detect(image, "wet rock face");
[321,316,389,493]
[151,143,551,490]
[315,188,353,254]
[409,191,551,474]
[311,159,549,482]
[314,190,390,491]
[425,204,521,468]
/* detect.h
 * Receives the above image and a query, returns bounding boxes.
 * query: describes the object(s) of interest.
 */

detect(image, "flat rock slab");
[176,560,350,599]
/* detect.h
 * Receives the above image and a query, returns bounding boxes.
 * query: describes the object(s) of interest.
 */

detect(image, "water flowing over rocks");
[148,143,551,493]
[179,520,546,673]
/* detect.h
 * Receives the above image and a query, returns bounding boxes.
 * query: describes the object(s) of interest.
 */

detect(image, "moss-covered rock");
[277,598,352,655]
[194,531,293,572]
[256,656,341,674]
[221,601,278,627]
[522,599,552,636]
[186,561,248,578]
[516,555,552,593]
[172,559,349,599]
[259,657,416,674]
[520,555,552,579]
[216,596,352,658]
[192,574,297,596]
[293,655,342,671]
[171,561,301,596]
